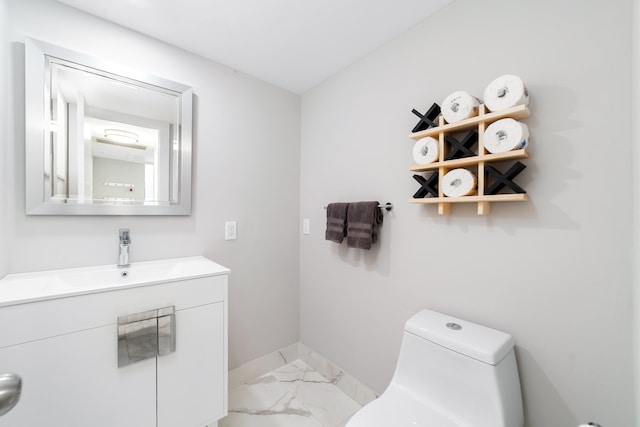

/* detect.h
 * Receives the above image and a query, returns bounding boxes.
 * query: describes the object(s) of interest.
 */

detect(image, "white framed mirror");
[25,38,193,215]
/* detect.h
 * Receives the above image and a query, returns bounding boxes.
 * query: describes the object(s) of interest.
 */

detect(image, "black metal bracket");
[485,162,527,195]
[412,173,438,198]
[445,131,477,160]
[411,103,441,133]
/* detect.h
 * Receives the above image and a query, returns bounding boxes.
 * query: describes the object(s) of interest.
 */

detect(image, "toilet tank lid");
[404,309,515,365]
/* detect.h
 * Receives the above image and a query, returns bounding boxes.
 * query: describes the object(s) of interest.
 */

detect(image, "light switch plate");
[303,218,310,235]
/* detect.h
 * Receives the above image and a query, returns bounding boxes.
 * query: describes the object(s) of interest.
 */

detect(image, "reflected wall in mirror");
[25,38,193,215]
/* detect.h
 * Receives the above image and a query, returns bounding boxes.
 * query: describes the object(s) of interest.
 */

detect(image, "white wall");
[0,0,8,279]
[7,0,301,369]
[300,0,635,425]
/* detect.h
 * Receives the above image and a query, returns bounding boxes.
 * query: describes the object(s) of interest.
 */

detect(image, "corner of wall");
[632,0,640,421]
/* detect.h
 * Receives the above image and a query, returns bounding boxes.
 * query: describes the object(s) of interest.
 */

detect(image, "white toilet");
[346,309,524,427]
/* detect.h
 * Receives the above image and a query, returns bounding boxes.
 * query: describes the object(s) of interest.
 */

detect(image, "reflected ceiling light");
[104,129,139,144]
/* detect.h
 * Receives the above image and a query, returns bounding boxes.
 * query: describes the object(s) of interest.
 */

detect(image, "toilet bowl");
[346,309,524,427]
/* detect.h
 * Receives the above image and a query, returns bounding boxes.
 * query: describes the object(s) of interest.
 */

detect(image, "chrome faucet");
[118,228,131,268]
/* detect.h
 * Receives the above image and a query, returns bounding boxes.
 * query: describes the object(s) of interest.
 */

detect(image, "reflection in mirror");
[26,38,192,215]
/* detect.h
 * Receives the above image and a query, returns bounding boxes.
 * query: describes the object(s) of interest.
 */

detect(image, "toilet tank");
[391,309,523,427]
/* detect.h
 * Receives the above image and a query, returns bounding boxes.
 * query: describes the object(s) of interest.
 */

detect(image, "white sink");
[0,256,229,307]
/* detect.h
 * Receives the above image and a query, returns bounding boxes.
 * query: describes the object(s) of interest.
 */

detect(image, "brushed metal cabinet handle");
[157,307,176,357]
[118,317,159,367]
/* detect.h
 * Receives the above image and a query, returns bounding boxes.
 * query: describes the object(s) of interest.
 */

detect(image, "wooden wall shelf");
[409,149,529,172]
[408,103,531,215]
[409,104,530,140]
[410,194,529,204]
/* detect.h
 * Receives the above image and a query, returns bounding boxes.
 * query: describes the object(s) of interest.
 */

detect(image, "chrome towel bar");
[324,202,393,211]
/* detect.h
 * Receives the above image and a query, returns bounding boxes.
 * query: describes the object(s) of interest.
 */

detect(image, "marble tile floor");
[220,359,363,427]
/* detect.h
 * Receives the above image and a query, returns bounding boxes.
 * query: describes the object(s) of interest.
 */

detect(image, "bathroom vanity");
[0,256,229,427]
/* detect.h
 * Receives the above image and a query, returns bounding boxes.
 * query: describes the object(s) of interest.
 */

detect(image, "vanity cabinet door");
[0,324,156,427]
[157,301,226,427]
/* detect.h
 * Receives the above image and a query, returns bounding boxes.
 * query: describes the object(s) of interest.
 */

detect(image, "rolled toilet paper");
[484,118,529,154]
[412,137,439,165]
[441,91,480,124]
[483,74,529,112]
[442,168,477,197]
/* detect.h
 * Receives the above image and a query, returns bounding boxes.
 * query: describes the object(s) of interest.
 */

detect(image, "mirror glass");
[25,38,193,215]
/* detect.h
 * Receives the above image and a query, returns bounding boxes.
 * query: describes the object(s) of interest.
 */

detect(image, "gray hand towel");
[325,202,349,243]
[346,201,383,250]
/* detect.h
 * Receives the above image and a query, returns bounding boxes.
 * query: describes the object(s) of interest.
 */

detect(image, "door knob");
[0,373,22,417]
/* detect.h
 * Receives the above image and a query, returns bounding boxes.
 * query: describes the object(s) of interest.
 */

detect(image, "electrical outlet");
[225,221,237,240]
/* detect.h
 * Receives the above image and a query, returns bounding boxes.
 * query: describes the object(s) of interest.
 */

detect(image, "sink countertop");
[0,256,230,308]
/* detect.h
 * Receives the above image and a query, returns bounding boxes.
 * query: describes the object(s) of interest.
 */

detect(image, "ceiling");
[54,0,454,94]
